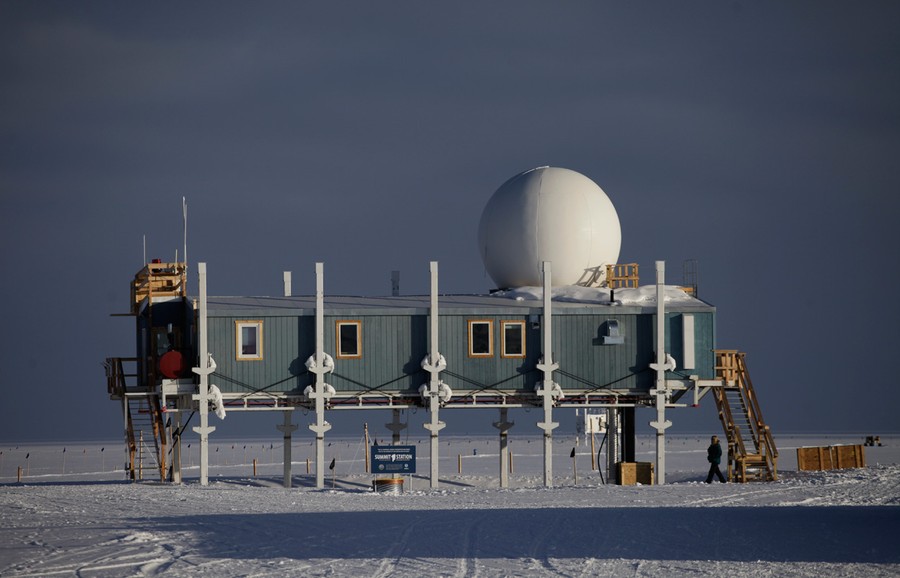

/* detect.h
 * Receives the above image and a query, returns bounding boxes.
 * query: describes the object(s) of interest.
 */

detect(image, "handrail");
[714,349,778,481]
[105,357,139,397]
[713,386,747,478]
[736,353,778,475]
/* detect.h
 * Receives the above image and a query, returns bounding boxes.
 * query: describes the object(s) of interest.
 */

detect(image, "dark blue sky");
[2,2,898,442]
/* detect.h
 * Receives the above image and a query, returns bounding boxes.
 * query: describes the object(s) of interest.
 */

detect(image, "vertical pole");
[122,397,131,481]
[623,407,636,463]
[364,423,370,473]
[391,270,400,297]
[536,261,559,488]
[277,410,298,488]
[192,262,215,486]
[607,408,619,483]
[493,407,513,488]
[283,271,292,297]
[650,260,672,485]
[572,450,577,485]
[423,261,446,489]
[590,425,596,471]
[182,197,188,270]
[172,404,182,484]
[308,263,332,489]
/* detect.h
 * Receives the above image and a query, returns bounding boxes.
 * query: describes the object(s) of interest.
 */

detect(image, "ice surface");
[1,435,898,577]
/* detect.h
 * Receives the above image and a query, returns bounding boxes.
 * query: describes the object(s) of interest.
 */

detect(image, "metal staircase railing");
[713,350,778,482]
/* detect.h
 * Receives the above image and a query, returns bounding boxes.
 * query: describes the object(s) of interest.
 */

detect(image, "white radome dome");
[478,167,622,289]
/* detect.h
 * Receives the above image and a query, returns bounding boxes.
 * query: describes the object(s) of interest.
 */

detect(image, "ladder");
[713,350,778,482]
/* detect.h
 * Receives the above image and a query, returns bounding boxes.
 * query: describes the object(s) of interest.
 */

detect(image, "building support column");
[649,260,673,485]
[536,261,560,488]
[122,397,132,481]
[191,262,215,487]
[607,407,620,484]
[493,407,514,488]
[171,403,183,484]
[422,261,446,489]
[386,409,406,445]
[277,410,298,488]
[622,406,636,463]
[307,262,332,489]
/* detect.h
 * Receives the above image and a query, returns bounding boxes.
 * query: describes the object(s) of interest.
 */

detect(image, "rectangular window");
[236,320,263,361]
[468,320,493,357]
[336,320,362,359]
[501,320,526,358]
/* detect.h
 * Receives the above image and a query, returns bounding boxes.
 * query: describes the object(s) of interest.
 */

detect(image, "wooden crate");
[796,445,865,471]
[797,447,833,471]
[833,445,866,469]
[617,462,654,485]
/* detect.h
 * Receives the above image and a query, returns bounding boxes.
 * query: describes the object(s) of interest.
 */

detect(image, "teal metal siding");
[665,312,716,380]
[207,315,312,396]
[439,316,541,393]
[205,307,715,395]
[553,314,655,392]
[327,314,426,394]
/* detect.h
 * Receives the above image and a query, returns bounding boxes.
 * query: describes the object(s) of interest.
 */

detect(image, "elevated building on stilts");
[105,167,777,488]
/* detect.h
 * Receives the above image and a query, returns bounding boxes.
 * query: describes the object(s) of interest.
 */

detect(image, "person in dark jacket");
[706,435,727,483]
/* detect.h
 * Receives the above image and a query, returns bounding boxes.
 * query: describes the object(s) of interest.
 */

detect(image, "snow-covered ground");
[2,434,898,577]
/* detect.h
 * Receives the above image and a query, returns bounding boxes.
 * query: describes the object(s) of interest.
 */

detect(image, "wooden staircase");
[713,350,778,482]
[125,395,167,481]
[105,357,169,481]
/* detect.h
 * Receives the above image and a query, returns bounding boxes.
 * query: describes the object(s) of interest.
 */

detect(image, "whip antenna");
[182,196,188,268]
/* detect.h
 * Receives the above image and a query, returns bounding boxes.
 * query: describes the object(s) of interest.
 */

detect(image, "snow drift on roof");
[491,285,700,305]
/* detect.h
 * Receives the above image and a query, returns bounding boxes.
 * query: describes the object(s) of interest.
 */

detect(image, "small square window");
[501,320,526,358]
[336,320,362,359]
[468,320,493,357]
[236,320,263,361]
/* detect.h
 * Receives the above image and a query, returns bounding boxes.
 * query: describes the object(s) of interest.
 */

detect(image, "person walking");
[706,435,727,483]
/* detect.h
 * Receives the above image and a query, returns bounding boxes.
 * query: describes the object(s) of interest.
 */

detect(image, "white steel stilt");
[277,410,298,488]
[308,263,332,489]
[422,261,446,489]
[649,260,673,485]
[536,261,559,488]
[192,262,216,486]
[172,404,182,484]
[493,407,514,488]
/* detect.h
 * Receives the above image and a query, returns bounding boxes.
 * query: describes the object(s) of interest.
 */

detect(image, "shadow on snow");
[144,505,900,564]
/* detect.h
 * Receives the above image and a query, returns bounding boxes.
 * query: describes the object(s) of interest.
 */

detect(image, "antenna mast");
[182,197,188,268]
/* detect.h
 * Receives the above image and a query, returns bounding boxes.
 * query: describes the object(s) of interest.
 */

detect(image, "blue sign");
[371,445,416,474]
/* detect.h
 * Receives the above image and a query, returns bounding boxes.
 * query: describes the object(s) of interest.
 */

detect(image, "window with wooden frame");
[235,320,263,361]
[468,320,493,357]
[501,320,526,358]
[336,320,362,359]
